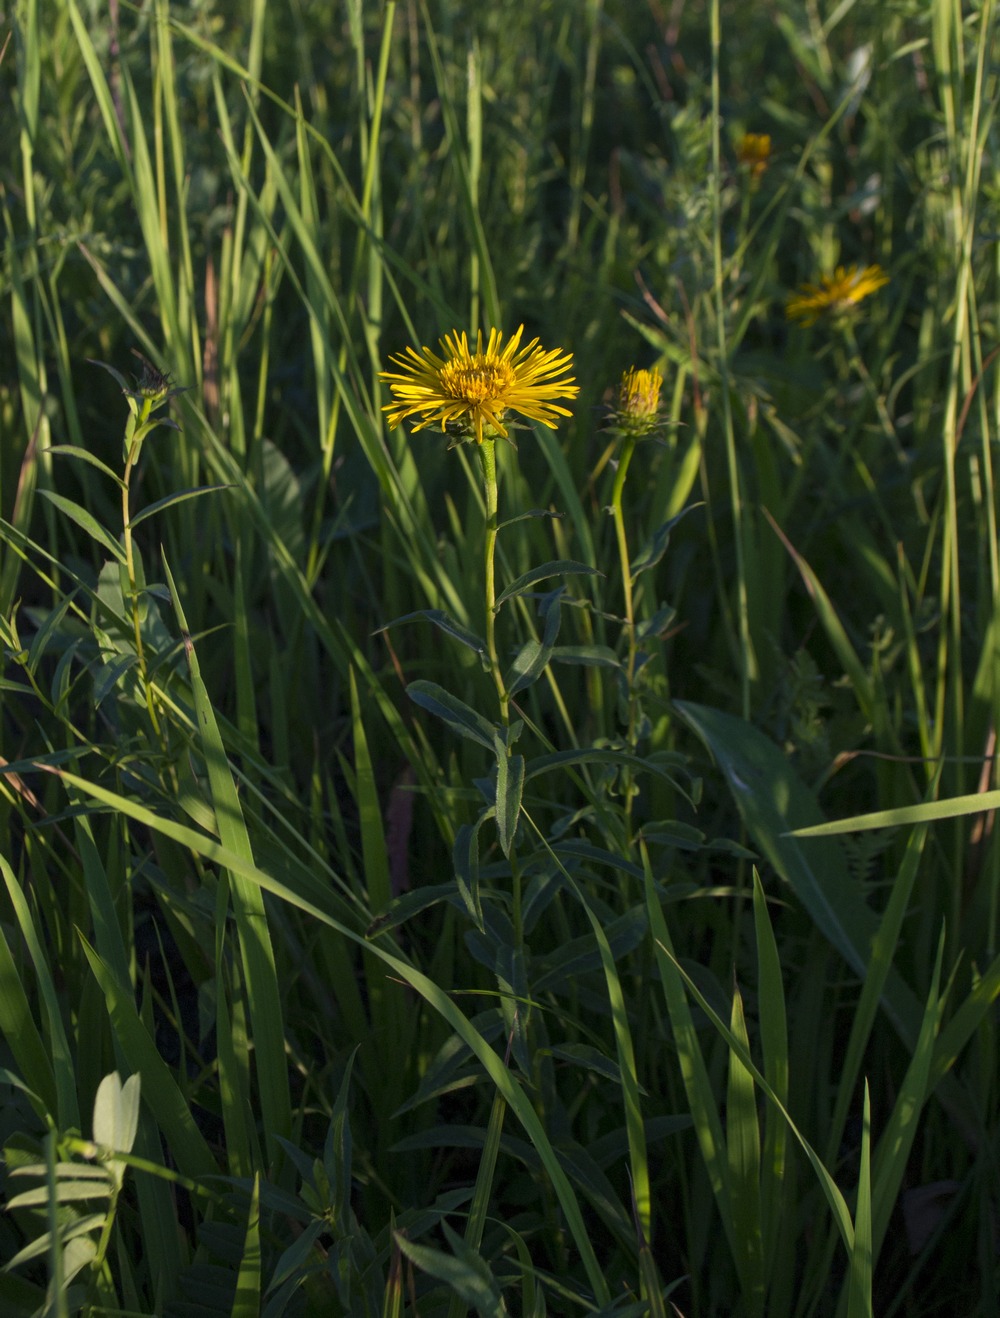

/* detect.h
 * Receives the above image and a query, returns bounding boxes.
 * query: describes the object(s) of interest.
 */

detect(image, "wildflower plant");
[87,354,188,734]
[379,323,583,951]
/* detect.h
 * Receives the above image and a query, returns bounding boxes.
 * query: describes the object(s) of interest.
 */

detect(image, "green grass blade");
[726,982,765,1313]
[163,554,292,1166]
[0,855,79,1130]
[845,1082,873,1318]
[643,846,734,1259]
[231,1174,262,1318]
[752,869,790,1291]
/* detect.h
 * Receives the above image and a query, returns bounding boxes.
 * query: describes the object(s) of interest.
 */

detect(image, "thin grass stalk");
[305,2,395,585]
[710,0,754,719]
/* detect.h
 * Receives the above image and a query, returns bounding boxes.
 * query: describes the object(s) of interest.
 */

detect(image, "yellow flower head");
[380,325,578,446]
[785,263,889,327]
[736,132,772,179]
[612,366,664,438]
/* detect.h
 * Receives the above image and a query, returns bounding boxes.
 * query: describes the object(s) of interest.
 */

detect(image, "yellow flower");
[736,132,771,179]
[785,264,889,326]
[380,325,578,446]
[612,366,664,438]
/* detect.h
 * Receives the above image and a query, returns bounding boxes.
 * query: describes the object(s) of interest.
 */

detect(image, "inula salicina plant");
[1,0,1000,1314]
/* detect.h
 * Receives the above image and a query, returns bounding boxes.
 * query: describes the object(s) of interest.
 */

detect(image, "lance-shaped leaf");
[408,680,497,751]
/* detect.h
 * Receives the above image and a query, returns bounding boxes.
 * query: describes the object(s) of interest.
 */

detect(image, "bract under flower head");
[380,325,578,446]
[785,263,889,326]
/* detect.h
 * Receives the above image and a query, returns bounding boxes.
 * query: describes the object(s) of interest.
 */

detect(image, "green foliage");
[2,0,1000,1314]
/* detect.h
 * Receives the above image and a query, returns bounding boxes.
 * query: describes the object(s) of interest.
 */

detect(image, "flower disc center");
[440,357,515,405]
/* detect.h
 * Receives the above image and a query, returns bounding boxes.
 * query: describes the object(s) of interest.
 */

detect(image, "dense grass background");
[1,0,999,1313]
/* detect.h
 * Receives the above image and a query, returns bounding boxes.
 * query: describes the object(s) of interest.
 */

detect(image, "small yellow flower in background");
[736,132,771,179]
[612,366,664,438]
[785,263,889,326]
[380,325,578,446]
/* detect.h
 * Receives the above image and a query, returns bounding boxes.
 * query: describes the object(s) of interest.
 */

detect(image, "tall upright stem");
[121,402,161,737]
[611,435,638,688]
[610,435,639,842]
[479,438,508,727]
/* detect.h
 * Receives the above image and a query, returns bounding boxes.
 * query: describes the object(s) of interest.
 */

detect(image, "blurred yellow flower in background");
[785,263,889,326]
[736,132,772,179]
[380,325,578,446]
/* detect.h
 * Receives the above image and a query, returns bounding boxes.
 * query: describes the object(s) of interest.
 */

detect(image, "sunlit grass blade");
[232,1174,262,1318]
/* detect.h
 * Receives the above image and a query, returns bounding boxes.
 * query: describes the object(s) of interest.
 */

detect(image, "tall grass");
[1,0,999,1313]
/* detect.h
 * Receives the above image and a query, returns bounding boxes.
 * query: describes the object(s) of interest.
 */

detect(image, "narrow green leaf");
[164,554,292,1163]
[36,490,126,563]
[790,790,1000,837]
[231,1174,262,1318]
[643,847,733,1253]
[0,856,79,1130]
[127,484,233,531]
[494,750,524,859]
[752,871,790,1275]
[377,609,487,659]
[0,919,58,1121]
[42,445,127,489]
[408,679,497,751]
[726,983,765,1313]
[349,666,392,914]
[447,1091,506,1318]
[629,504,702,579]
[495,559,601,606]
[846,1084,873,1318]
